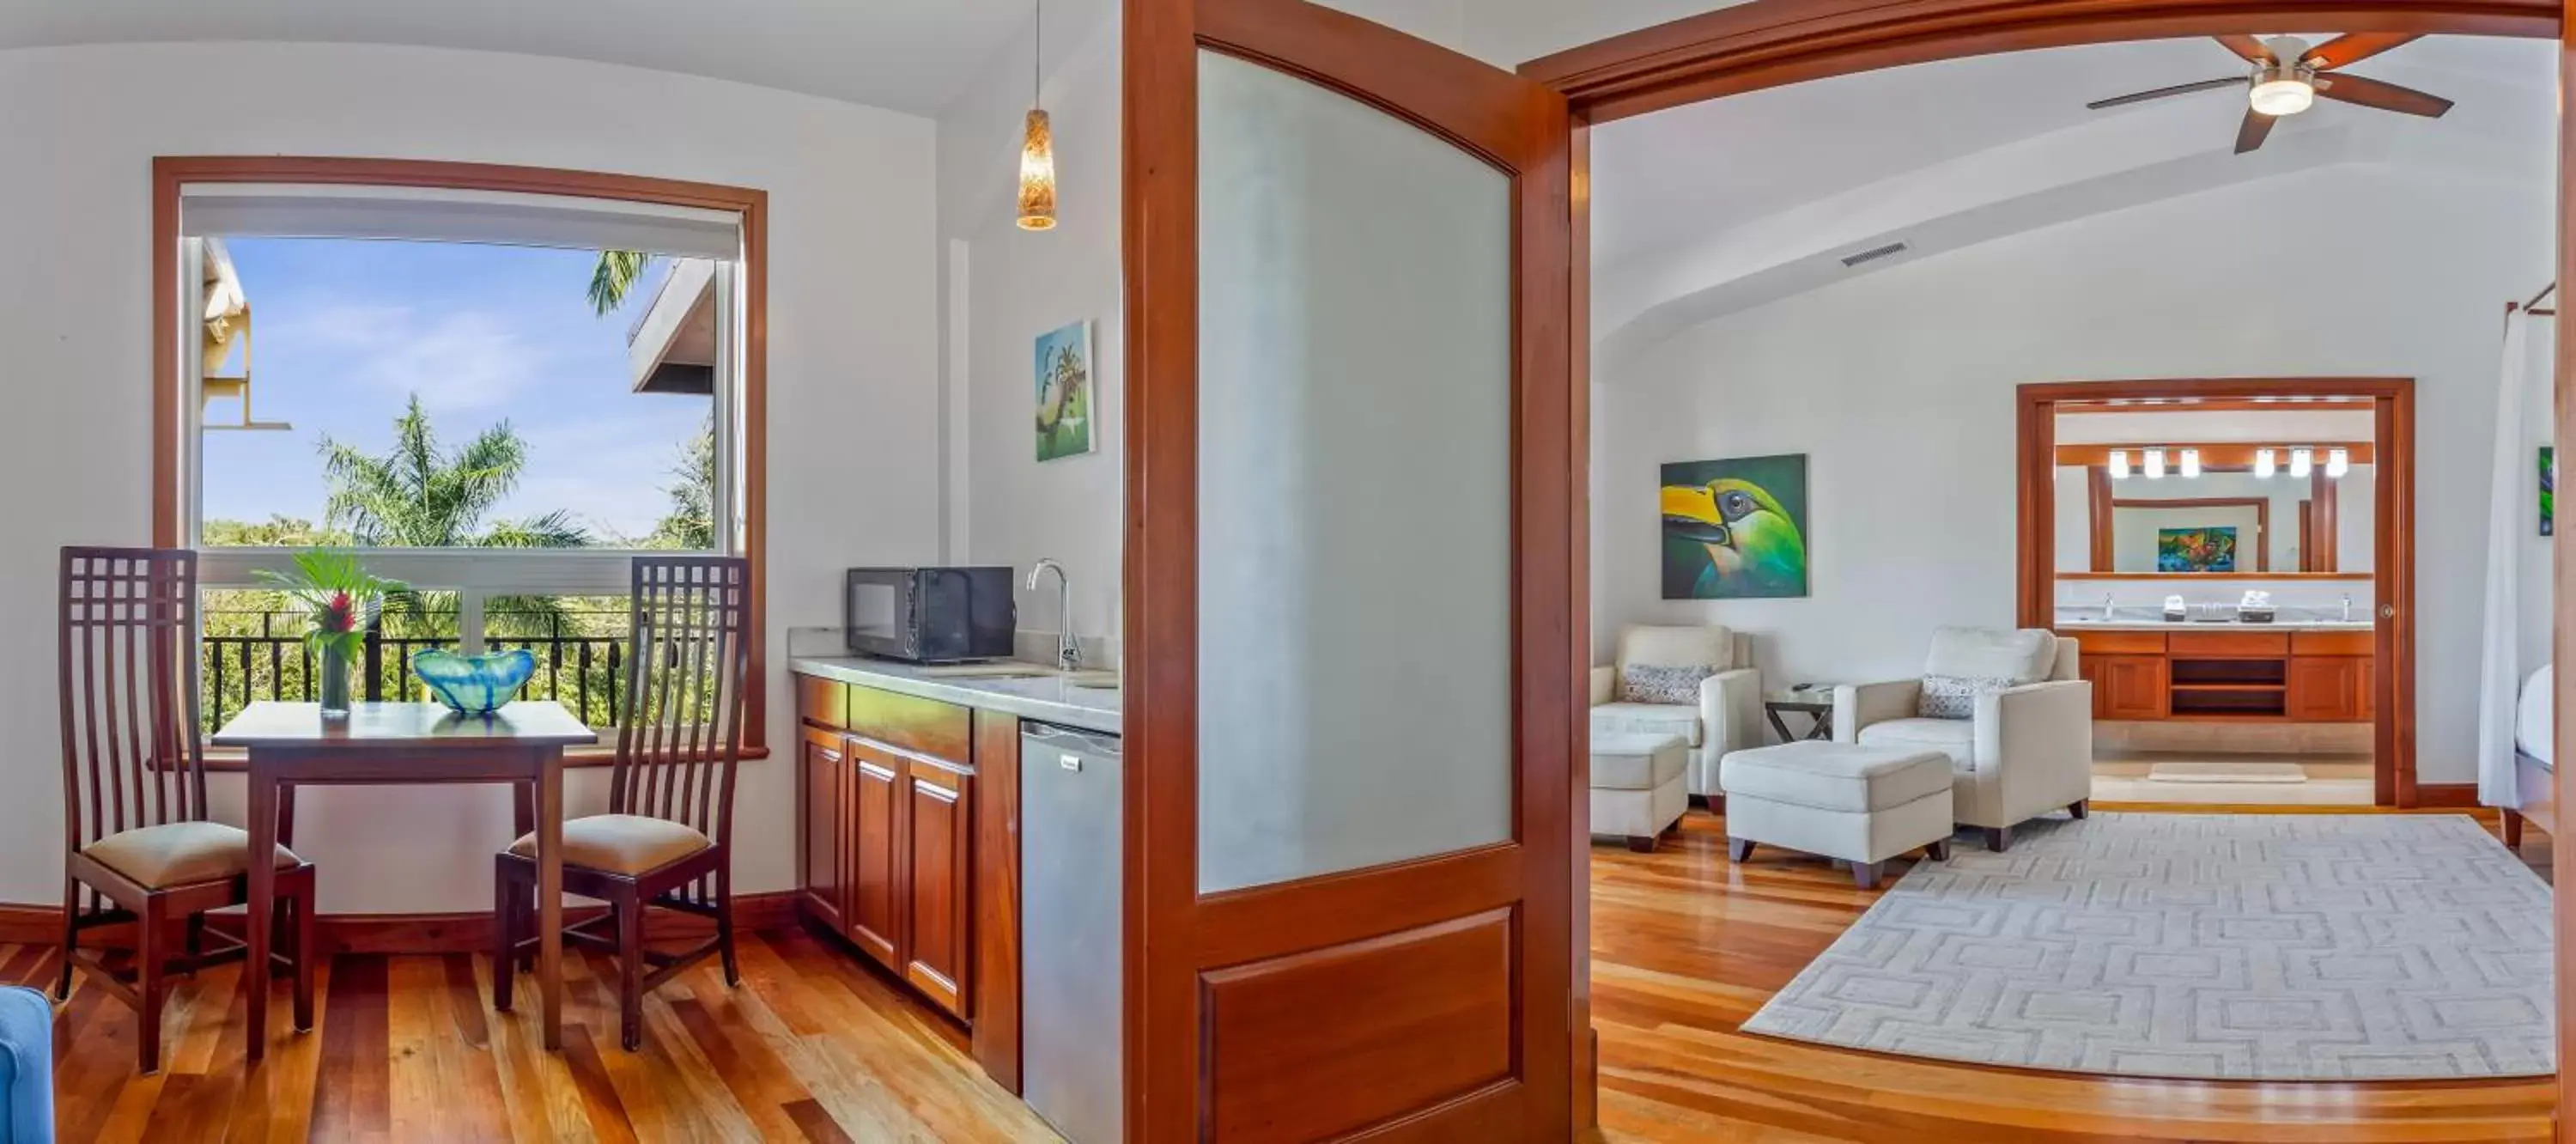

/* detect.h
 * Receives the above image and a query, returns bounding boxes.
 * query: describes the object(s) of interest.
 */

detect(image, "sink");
[1061,670,1121,691]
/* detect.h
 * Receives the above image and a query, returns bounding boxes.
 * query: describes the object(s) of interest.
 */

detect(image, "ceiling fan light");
[2109,449,2131,480]
[2249,74,2315,116]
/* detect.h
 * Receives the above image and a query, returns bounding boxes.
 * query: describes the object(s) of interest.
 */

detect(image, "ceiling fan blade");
[2302,32,2420,70]
[2234,107,2276,154]
[2086,76,2246,110]
[2315,72,2454,117]
[2213,34,2273,64]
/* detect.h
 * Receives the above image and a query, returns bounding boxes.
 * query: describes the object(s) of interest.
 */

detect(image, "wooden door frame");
[1122,0,1580,1139]
[1502,1,2549,1129]
[2015,379,2417,806]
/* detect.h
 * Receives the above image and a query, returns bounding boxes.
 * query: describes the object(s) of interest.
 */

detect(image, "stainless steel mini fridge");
[1019,721,1123,1143]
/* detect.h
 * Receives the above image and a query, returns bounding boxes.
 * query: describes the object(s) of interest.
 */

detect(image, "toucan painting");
[1661,453,1810,599]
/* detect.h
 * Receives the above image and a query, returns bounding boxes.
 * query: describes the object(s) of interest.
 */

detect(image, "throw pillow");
[1621,663,1716,706]
[1919,673,2014,720]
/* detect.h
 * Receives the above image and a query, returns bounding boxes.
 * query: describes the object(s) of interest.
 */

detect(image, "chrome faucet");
[2341,593,2353,624]
[2101,593,2116,621]
[1028,559,1078,672]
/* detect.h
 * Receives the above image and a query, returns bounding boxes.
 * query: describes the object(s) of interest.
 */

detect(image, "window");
[158,162,765,739]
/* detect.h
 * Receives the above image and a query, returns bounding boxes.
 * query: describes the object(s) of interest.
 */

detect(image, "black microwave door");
[917,569,977,661]
[847,573,914,657]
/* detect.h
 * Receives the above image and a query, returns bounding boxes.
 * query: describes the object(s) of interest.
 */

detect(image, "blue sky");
[201,238,707,543]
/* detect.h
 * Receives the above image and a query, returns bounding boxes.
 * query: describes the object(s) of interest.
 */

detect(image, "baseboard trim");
[0,891,799,953]
[2414,783,2481,809]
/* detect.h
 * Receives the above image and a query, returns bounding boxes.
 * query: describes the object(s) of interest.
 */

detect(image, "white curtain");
[2478,311,2537,806]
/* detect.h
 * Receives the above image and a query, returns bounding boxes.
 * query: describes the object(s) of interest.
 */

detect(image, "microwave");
[845,567,1018,663]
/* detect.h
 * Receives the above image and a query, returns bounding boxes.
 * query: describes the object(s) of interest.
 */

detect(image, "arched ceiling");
[0,0,1115,117]
[1589,33,2557,356]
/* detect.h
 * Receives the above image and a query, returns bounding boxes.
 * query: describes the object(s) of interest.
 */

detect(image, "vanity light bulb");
[2288,447,2313,479]
[2143,448,2166,480]
[2254,447,2275,479]
[2324,447,2349,479]
[2108,449,2130,480]
[2178,448,2201,478]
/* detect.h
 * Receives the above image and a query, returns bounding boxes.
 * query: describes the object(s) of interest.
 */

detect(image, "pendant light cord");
[1031,0,1043,109]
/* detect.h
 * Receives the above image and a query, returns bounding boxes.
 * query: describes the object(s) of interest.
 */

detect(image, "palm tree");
[319,395,593,636]
[588,250,654,317]
[647,414,716,550]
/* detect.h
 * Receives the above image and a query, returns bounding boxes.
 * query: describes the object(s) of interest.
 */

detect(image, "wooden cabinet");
[2093,654,2169,721]
[2287,655,2372,722]
[903,762,975,1016]
[798,728,847,934]
[847,741,906,968]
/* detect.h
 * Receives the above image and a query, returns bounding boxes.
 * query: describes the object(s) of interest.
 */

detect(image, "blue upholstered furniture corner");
[0,985,52,1143]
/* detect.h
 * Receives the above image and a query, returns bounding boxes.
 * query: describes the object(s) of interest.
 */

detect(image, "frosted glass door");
[1194,49,1514,894]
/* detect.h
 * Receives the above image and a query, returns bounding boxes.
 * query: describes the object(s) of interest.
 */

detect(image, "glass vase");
[319,646,353,718]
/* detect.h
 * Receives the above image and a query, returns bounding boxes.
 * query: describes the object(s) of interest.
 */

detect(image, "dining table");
[210,700,598,1056]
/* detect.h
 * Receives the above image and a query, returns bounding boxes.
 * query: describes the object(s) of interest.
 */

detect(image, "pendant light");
[2254,447,2276,479]
[2108,449,2131,480]
[1016,0,1059,232]
[2143,447,2167,480]
[2178,447,2202,479]
[2324,447,2350,479]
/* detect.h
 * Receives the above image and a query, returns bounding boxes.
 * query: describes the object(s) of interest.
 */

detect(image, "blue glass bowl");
[410,648,538,715]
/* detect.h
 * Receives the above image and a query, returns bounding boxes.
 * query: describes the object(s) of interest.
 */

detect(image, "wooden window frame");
[151,156,770,760]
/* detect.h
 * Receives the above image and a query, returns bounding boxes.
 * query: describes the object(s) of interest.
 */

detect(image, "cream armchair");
[1832,628,2091,851]
[1589,625,1761,797]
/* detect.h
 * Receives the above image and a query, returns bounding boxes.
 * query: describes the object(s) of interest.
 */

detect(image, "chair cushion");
[1719,741,1951,812]
[1857,717,1978,770]
[1590,733,1686,791]
[1619,625,1736,672]
[512,813,712,876]
[1923,627,2055,685]
[81,821,301,890]
[1590,702,1702,748]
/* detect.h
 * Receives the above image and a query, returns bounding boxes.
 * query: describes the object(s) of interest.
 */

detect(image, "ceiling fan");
[2086,34,2453,154]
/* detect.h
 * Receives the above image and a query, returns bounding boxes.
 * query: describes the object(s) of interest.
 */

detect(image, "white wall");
[0,42,940,910]
[936,3,1127,664]
[1595,162,2551,782]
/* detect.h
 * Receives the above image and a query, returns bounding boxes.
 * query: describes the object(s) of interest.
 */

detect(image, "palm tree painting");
[1035,319,1095,461]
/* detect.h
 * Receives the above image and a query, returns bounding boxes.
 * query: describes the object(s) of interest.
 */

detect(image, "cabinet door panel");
[799,730,847,933]
[2099,655,2168,720]
[2287,657,2361,722]
[905,765,975,1019]
[848,744,905,968]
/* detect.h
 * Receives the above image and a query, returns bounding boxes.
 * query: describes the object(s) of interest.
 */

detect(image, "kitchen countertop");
[791,656,1121,736]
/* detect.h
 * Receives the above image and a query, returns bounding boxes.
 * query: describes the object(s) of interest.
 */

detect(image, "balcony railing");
[201,608,629,732]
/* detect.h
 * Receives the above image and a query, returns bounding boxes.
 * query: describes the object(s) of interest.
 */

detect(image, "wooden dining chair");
[494,555,750,1050]
[56,546,318,1074]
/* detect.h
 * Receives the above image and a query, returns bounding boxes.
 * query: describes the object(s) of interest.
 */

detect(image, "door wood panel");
[798,728,847,934]
[1200,908,1517,1142]
[1124,0,1578,1138]
[903,763,974,1019]
[847,741,904,968]
[2096,655,2168,720]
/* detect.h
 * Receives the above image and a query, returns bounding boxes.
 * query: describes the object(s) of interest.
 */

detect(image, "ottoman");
[1590,732,1688,853]
[1717,740,1953,888]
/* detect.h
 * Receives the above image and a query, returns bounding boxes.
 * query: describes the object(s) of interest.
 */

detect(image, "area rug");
[1739,813,2555,1080]
[2146,761,2307,784]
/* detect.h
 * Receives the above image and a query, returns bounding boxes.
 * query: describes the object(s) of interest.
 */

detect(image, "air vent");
[1839,241,1910,268]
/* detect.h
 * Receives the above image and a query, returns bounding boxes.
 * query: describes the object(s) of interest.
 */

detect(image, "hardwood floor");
[1591,807,2557,1143]
[9,925,1058,1142]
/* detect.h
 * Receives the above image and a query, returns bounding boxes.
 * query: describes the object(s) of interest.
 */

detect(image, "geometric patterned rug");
[1740,812,2555,1080]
